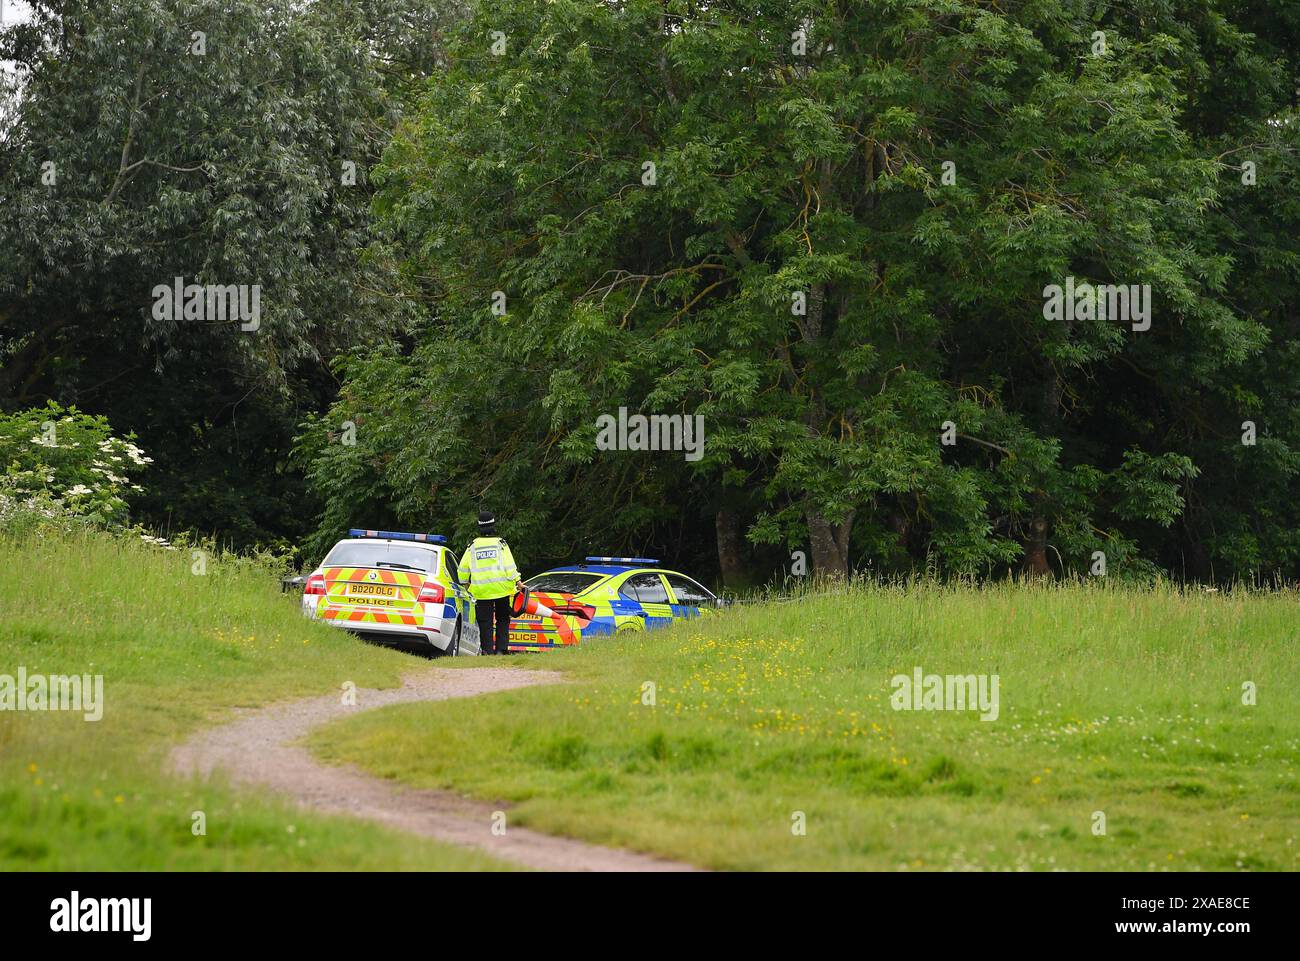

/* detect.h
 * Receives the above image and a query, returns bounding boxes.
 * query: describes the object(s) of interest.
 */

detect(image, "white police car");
[301,529,479,656]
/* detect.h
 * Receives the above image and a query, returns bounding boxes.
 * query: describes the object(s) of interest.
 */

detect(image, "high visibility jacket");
[458,536,520,601]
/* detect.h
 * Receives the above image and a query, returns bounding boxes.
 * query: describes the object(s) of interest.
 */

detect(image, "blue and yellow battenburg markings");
[508,558,699,651]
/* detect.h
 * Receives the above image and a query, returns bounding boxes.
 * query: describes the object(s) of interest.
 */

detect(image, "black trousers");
[475,596,512,655]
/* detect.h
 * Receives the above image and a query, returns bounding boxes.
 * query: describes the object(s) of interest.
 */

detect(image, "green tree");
[309,0,1273,584]
[0,0,461,546]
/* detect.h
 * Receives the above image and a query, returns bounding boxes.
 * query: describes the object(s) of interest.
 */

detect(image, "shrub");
[0,401,151,529]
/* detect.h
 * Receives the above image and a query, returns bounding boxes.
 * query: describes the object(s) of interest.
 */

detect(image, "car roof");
[544,564,693,579]
[330,538,442,551]
[546,564,629,577]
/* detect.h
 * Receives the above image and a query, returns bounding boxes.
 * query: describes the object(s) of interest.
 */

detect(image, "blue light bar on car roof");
[585,556,660,566]
[349,529,447,544]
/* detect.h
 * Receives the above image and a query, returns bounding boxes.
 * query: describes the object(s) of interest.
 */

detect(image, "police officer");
[458,511,523,655]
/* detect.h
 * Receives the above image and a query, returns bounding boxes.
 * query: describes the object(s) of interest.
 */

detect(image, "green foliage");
[0,0,455,549]
[4,1,1299,584]
[301,0,1300,583]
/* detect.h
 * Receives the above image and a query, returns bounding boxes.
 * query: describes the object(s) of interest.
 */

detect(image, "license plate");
[349,583,397,598]
[515,613,541,622]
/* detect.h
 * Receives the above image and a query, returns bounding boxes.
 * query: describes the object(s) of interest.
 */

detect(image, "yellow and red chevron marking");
[512,590,594,646]
[319,608,421,626]
[323,567,423,586]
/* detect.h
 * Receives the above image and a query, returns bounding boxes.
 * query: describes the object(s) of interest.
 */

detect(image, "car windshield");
[323,542,438,573]
[526,572,606,595]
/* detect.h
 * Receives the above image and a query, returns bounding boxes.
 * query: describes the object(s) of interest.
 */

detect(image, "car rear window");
[323,542,439,573]
[526,572,605,594]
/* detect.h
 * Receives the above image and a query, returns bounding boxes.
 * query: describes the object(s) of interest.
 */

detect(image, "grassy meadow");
[0,529,513,870]
[3,526,1295,872]
[309,581,1300,871]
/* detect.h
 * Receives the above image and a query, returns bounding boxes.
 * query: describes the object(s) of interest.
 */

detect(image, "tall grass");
[311,578,1300,870]
[0,527,513,870]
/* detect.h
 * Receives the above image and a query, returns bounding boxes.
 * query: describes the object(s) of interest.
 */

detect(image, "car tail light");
[304,574,326,596]
[418,582,445,604]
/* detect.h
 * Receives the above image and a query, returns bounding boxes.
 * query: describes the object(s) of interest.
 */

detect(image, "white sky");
[1,1,34,56]
[0,1,32,133]
[1,0,33,28]
[1,1,33,23]
[1,0,32,84]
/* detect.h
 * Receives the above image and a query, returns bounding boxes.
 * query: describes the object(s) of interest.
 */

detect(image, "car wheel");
[440,618,461,658]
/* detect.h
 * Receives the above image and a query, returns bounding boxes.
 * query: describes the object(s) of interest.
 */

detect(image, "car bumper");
[303,596,458,651]
[506,631,571,651]
[507,615,617,651]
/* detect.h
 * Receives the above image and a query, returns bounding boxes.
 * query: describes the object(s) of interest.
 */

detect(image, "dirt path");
[170,665,698,872]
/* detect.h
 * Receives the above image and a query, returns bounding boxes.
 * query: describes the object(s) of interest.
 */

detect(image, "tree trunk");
[807,509,854,578]
[714,508,750,590]
[1024,511,1051,577]
[0,313,69,402]
[1025,341,1067,577]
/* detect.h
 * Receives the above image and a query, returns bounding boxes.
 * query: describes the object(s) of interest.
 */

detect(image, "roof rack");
[584,556,660,566]
[349,529,447,544]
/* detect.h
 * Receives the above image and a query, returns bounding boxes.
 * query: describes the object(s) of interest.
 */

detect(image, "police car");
[508,557,718,651]
[301,530,479,656]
